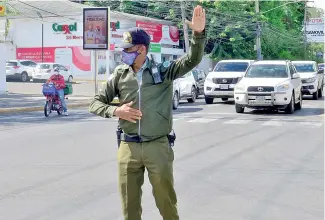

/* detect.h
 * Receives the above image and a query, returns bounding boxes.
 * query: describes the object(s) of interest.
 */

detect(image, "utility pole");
[255,0,262,60]
[181,1,189,53]
[303,0,308,59]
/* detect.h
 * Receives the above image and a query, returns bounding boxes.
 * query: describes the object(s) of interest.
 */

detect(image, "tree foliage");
[86,0,315,61]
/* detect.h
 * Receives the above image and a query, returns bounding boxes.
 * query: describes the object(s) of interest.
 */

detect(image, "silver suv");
[6,60,37,82]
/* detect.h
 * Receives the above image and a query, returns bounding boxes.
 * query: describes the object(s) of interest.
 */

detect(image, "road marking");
[187,118,218,123]
[261,120,284,127]
[299,121,323,127]
[223,119,252,124]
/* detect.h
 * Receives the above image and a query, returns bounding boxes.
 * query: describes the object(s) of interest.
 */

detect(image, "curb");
[0,102,91,114]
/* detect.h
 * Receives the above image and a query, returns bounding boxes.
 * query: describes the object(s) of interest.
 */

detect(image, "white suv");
[234,60,302,114]
[292,61,324,100]
[6,60,37,82]
[204,60,254,104]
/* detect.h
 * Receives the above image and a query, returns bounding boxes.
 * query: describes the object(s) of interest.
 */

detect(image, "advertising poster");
[83,8,109,50]
[136,21,179,46]
[306,17,324,43]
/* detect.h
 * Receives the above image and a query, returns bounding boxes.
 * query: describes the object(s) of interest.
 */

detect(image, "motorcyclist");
[47,67,68,116]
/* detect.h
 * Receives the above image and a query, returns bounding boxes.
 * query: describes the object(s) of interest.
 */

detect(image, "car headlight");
[205,77,213,83]
[235,84,245,92]
[277,84,290,92]
[305,77,316,83]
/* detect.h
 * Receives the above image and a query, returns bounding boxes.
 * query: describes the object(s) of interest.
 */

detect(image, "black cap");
[116,27,151,49]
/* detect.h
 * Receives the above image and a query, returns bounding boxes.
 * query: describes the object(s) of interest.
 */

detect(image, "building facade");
[4,10,184,81]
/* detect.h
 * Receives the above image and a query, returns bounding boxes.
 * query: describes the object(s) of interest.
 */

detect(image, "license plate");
[220,85,229,89]
[256,96,265,101]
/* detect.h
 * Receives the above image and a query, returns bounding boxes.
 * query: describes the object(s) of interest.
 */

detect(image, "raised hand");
[114,101,142,123]
[186,5,206,33]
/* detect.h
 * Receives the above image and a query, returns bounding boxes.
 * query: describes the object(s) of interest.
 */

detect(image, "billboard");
[306,17,324,43]
[83,8,109,50]
[136,21,179,46]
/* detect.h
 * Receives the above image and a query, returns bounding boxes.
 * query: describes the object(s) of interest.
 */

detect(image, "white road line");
[299,121,323,127]
[261,120,284,127]
[223,119,252,124]
[187,118,218,123]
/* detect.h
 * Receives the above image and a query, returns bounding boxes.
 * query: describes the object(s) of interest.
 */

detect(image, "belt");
[120,133,143,143]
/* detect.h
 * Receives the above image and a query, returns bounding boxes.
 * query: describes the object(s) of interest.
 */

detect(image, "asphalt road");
[0,96,324,220]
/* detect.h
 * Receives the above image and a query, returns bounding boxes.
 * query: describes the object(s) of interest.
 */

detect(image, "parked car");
[32,63,74,83]
[172,79,181,110]
[177,70,200,103]
[234,60,302,114]
[6,60,37,82]
[192,69,207,97]
[204,59,255,104]
[292,61,324,100]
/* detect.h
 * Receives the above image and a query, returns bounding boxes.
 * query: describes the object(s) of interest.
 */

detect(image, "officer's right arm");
[89,71,118,118]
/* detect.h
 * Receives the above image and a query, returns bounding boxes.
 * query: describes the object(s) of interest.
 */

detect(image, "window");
[289,65,295,78]
[6,61,18,67]
[213,62,249,72]
[245,64,288,78]
[59,65,67,71]
[292,63,316,73]
[29,61,37,67]
[20,61,30,66]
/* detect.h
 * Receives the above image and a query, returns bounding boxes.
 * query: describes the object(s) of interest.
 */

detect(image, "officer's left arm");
[161,30,206,81]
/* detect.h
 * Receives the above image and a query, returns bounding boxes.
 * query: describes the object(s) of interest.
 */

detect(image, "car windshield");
[213,62,249,72]
[318,64,324,68]
[245,64,288,78]
[6,61,17,66]
[293,63,316,73]
[36,64,51,69]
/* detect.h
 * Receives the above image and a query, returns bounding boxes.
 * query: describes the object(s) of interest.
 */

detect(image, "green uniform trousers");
[117,136,179,220]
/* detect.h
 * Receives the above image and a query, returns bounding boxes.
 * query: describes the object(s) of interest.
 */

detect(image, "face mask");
[121,50,139,66]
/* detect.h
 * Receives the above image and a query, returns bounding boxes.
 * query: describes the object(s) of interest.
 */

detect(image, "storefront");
[5,10,183,81]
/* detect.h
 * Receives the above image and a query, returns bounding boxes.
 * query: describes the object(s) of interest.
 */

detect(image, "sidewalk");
[0,93,93,114]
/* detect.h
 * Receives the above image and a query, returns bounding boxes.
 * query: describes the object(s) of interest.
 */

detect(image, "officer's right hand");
[114,101,142,123]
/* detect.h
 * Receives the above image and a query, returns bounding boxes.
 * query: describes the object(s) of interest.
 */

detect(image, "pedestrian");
[89,5,206,220]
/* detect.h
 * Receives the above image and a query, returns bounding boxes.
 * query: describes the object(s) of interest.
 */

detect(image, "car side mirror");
[318,69,324,74]
[292,73,300,79]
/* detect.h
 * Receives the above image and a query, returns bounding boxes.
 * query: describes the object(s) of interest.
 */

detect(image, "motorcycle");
[42,68,68,117]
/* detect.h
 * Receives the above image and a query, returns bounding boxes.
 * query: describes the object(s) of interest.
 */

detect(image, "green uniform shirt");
[89,31,206,141]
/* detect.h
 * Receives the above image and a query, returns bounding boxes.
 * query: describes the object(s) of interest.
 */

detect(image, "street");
[0,97,323,220]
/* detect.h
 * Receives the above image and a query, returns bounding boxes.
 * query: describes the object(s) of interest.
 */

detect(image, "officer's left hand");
[186,5,206,33]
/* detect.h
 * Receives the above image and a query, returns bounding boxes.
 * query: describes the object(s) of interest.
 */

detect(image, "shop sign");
[149,43,161,53]
[52,22,77,34]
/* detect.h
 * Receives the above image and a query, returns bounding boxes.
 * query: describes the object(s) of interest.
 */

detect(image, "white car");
[204,60,255,104]
[6,60,37,82]
[172,79,181,110]
[177,71,198,103]
[234,60,302,114]
[32,63,74,83]
[292,61,324,100]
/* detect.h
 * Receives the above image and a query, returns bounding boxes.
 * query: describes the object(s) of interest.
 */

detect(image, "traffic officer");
[89,5,206,220]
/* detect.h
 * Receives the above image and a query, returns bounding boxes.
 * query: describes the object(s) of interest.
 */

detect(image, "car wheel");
[187,86,197,103]
[205,96,214,104]
[295,91,302,110]
[221,98,228,101]
[318,85,323,98]
[285,92,295,114]
[68,75,73,83]
[21,72,28,82]
[172,92,179,110]
[313,89,319,100]
[235,104,245,113]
